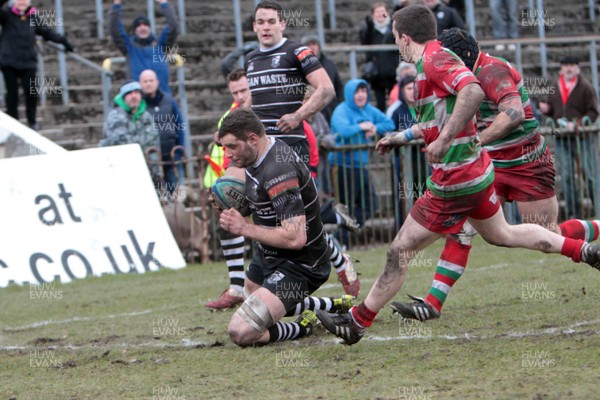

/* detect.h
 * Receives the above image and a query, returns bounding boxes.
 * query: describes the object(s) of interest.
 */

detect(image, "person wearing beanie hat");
[108,0,179,95]
[300,33,343,122]
[0,0,74,129]
[100,80,158,158]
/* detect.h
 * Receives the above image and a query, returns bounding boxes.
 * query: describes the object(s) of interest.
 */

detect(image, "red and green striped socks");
[559,220,600,242]
[424,237,471,313]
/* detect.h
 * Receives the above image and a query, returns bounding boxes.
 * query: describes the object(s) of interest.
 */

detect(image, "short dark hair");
[226,68,246,84]
[392,5,437,44]
[254,1,283,21]
[218,108,265,141]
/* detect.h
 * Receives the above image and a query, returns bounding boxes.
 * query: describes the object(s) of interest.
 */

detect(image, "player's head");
[392,5,437,62]
[218,108,265,167]
[253,1,285,48]
[139,69,159,97]
[226,69,252,108]
[438,28,480,71]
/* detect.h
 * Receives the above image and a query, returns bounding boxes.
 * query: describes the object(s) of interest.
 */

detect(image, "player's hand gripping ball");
[210,177,250,215]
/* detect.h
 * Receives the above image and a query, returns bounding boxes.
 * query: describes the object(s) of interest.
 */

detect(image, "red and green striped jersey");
[415,41,494,198]
[474,53,544,168]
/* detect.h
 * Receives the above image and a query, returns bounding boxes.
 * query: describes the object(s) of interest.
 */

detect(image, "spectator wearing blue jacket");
[330,79,394,229]
[109,0,179,95]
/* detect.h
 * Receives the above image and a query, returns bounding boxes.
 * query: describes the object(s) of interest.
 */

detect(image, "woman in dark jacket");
[359,2,399,112]
[0,0,73,128]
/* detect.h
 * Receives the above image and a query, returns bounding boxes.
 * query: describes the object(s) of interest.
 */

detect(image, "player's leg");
[205,227,245,310]
[317,215,442,344]
[469,206,600,268]
[228,260,329,347]
[392,227,474,321]
[205,166,247,310]
[326,233,360,296]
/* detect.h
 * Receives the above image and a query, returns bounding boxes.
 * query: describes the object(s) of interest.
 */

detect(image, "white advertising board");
[0,144,186,287]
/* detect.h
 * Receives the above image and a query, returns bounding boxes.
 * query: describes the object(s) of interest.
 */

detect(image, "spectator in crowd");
[304,85,336,195]
[139,69,185,193]
[0,0,73,129]
[220,41,259,78]
[539,56,600,218]
[423,0,466,35]
[100,81,158,159]
[489,0,518,51]
[109,0,179,95]
[330,79,394,232]
[359,2,399,112]
[387,62,418,110]
[389,75,427,229]
[300,33,344,123]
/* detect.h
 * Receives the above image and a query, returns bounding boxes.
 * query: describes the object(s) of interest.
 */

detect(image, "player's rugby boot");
[205,289,244,311]
[337,254,360,297]
[581,243,600,271]
[390,294,440,321]
[316,310,364,345]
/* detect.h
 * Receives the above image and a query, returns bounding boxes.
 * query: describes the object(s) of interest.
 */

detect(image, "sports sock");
[424,237,471,313]
[268,321,312,342]
[220,236,245,293]
[560,237,585,262]
[327,234,346,273]
[350,303,377,328]
[559,219,600,242]
[286,296,334,316]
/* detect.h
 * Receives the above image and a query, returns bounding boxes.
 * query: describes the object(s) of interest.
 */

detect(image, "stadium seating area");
[9,0,598,151]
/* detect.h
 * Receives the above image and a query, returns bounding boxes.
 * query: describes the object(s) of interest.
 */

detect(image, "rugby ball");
[211,177,250,215]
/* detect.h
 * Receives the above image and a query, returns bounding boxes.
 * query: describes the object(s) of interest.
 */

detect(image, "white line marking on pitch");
[3,308,175,332]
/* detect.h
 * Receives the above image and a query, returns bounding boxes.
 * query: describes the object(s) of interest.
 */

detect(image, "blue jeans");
[489,0,519,39]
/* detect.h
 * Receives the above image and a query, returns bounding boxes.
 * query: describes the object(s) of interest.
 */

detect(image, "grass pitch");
[1,237,600,399]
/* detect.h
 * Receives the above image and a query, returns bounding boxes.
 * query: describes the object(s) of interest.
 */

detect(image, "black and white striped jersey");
[245,38,323,145]
[245,138,329,269]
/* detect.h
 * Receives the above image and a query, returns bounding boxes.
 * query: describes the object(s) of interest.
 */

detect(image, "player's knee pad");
[235,294,273,333]
[453,221,478,246]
